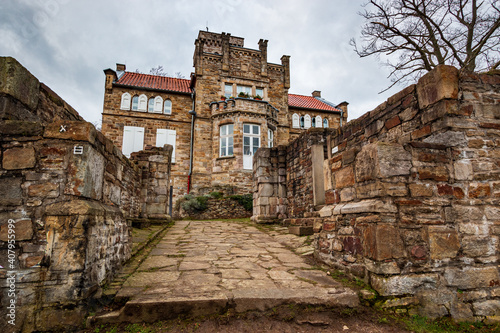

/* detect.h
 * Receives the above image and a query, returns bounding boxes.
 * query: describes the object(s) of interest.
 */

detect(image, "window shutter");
[156,129,176,162]
[120,93,131,110]
[292,114,299,128]
[316,116,322,128]
[138,94,147,111]
[122,126,144,157]
[154,96,163,113]
[304,115,311,129]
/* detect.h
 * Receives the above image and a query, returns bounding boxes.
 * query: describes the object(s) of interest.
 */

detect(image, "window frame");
[219,124,234,157]
[164,99,172,115]
[120,92,131,110]
[147,97,155,113]
[138,94,147,112]
[131,95,139,111]
[268,129,274,148]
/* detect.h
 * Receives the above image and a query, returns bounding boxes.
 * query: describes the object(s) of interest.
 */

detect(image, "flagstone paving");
[94,220,358,324]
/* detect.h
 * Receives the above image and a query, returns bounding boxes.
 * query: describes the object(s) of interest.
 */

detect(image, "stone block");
[318,205,333,217]
[0,57,40,110]
[335,166,354,189]
[2,147,36,169]
[363,224,405,261]
[0,219,33,241]
[461,236,497,257]
[418,166,449,181]
[423,130,466,147]
[416,65,459,109]
[473,300,500,317]
[341,199,397,214]
[409,183,433,197]
[371,273,438,296]
[454,160,473,180]
[485,206,500,221]
[44,120,97,144]
[0,177,23,206]
[64,145,104,200]
[365,259,401,275]
[288,225,314,236]
[355,142,412,182]
[28,182,59,198]
[0,120,43,136]
[340,187,355,201]
[428,226,460,259]
[444,266,500,289]
[258,183,274,197]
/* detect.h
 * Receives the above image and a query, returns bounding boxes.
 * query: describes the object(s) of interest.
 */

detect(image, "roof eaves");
[288,105,341,114]
[113,83,192,95]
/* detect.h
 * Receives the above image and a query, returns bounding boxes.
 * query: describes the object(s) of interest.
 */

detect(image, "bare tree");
[135,65,185,79]
[351,0,500,91]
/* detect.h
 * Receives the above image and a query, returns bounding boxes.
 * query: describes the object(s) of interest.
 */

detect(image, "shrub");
[209,191,223,199]
[228,194,253,211]
[180,195,208,213]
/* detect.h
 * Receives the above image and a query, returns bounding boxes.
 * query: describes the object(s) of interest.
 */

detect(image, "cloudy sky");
[1,0,401,126]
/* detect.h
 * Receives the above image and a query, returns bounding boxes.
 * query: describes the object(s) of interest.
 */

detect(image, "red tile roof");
[288,94,341,112]
[115,72,191,93]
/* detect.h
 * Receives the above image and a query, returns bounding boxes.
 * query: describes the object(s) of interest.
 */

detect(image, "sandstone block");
[335,166,354,189]
[0,219,33,241]
[341,199,397,214]
[371,273,438,296]
[3,147,36,169]
[461,236,497,257]
[355,142,412,182]
[318,205,333,217]
[473,300,500,317]
[423,130,466,147]
[428,226,460,259]
[485,206,500,221]
[363,224,405,261]
[44,120,97,144]
[0,120,43,136]
[0,57,40,110]
[258,183,274,197]
[454,160,473,180]
[64,145,105,200]
[445,266,500,289]
[409,183,433,197]
[28,182,59,197]
[340,187,356,201]
[365,259,401,275]
[416,65,459,109]
[0,177,23,206]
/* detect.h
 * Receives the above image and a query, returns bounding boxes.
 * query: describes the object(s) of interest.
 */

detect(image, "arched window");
[323,118,329,128]
[292,113,300,128]
[311,117,316,128]
[131,96,139,111]
[120,92,131,110]
[153,96,163,113]
[138,94,147,112]
[316,116,322,128]
[148,97,155,112]
[304,114,311,129]
[164,99,172,114]
[300,116,305,129]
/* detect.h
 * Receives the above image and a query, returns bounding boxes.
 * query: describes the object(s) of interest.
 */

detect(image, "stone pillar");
[258,39,268,77]
[311,144,325,206]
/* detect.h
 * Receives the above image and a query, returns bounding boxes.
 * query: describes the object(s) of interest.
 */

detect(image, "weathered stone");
[365,259,401,275]
[444,266,500,289]
[341,199,397,214]
[2,147,36,169]
[363,224,405,261]
[335,166,354,189]
[318,205,333,217]
[28,182,59,197]
[473,300,500,317]
[0,120,43,136]
[258,183,274,197]
[417,65,459,108]
[64,145,105,200]
[340,187,356,201]
[454,160,473,180]
[428,226,460,259]
[461,236,497,257]
[371,273,438,296]
[409,183,433,197]
[0,177,23,206]
[423,131,467,147]
[0,57,40,110]
[44,120,97,143]
[355,142,412,182]
[0,219,33,241]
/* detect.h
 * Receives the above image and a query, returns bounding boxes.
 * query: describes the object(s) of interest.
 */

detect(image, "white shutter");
[122,126,144,157]
[156,129,176,163]
[304,115,311,129]
[316,115,322,128]
[138,94,147,112]
[153,96,163,113]
[120,93,131,110]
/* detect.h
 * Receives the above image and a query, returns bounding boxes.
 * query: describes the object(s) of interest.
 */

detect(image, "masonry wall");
[253,65,500,321]
[0,57,172,332]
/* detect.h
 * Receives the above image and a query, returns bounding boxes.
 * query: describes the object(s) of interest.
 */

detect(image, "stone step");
[91,288,358,325]
[288,225,314,236]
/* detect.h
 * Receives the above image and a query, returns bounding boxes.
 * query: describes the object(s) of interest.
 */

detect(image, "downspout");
[188,89,196,194]
[340,109,343,127]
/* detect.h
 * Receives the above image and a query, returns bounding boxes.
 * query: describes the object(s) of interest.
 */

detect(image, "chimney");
[312,90,321,98]
[116,63,126,71]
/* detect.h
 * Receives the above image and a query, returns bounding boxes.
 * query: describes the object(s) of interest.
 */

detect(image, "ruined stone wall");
[0,57,172,332]
[253,65,500,321]
[177,197,252,220]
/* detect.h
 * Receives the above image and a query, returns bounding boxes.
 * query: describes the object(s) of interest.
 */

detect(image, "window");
[224,84,233,98]
[312,117,316,128]
[304,114,311,129]
[156,129,176,162]
[316,116,322,128]
[300,116,305,129]
[256,88,264,98]
[292,114,300,128]
[153,96,163,113]
[122,126,144,157]
[138,94,147,112]
[323,118,329,128]
[237,85,252,97]
[268,129,274,148]
[164,99,172,114]
[220,124,234,157]
[120,93,131,110]
[131,96,139,111]
[148,98,155,112]
[243,124,260,169]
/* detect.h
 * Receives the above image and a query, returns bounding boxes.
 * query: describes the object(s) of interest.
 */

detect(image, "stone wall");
[0,57,172,332]
[253,65,500,321]
[177,197,252,220]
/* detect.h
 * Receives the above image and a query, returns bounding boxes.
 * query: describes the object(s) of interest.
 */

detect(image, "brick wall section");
[252,65,500,321]
[0,57,172,332]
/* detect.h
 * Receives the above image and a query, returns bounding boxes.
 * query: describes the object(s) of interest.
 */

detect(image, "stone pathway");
[94,220,358,324]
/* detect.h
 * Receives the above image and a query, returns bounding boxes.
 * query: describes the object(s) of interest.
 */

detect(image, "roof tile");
[288,94,341,112]
[115,72,191,93]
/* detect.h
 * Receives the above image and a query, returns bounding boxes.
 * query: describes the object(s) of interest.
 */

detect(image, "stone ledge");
[333,199,397,215]
[44,199,122,216]
[0,56,40,110]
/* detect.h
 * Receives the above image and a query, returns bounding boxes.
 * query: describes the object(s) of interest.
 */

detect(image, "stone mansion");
[102,31,348,200]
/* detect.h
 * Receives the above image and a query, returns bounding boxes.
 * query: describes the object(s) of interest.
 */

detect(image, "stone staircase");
[284,205,324,236]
